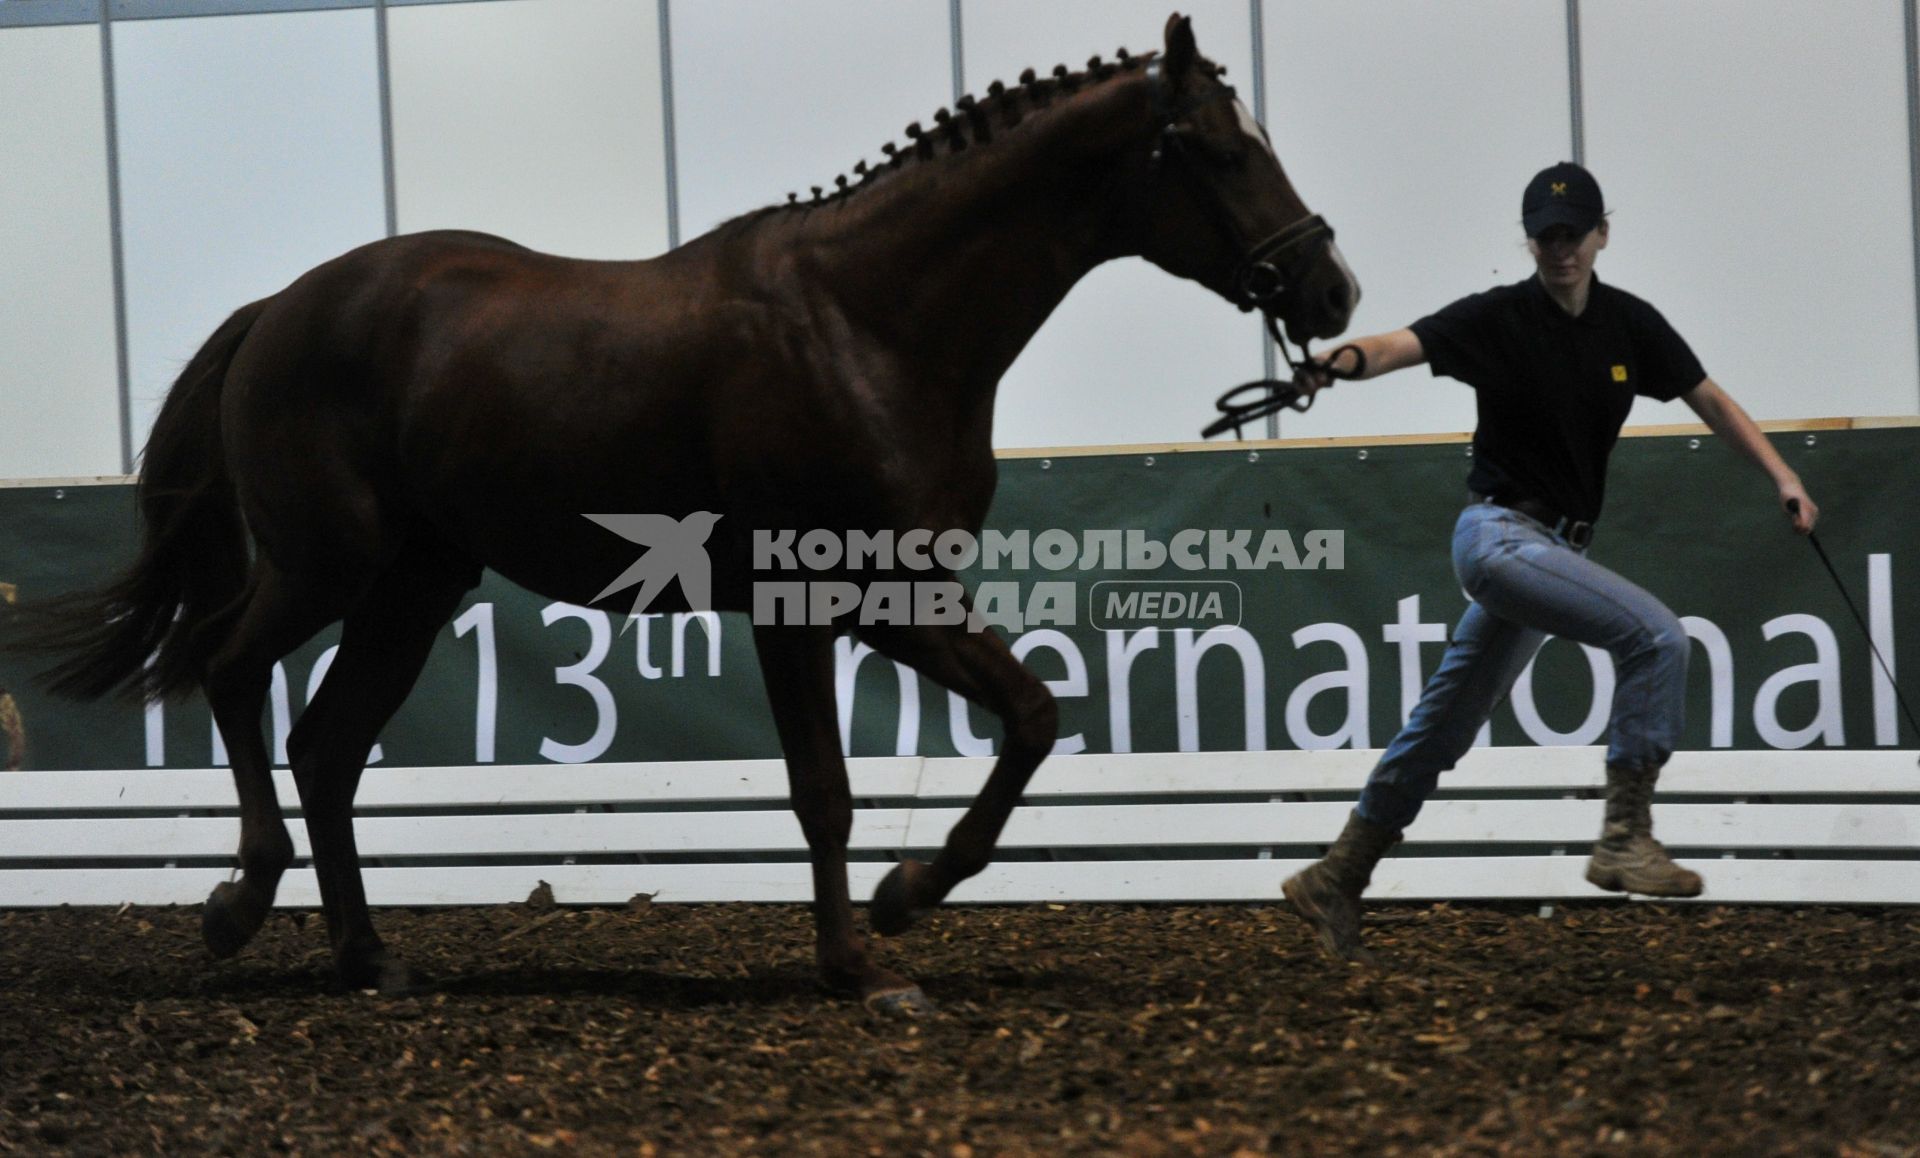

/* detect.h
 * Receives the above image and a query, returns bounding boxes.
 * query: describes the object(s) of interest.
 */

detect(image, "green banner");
[1,428,1913,770]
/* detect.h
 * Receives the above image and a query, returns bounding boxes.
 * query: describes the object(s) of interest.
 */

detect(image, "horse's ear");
[1163,13,1197,77]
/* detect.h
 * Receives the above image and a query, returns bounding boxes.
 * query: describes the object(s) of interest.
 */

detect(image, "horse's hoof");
[201,880,262,959]
[863,985,936,1018]
[343,952,427,996]
[870,861,930,936]
[371,957,428,996]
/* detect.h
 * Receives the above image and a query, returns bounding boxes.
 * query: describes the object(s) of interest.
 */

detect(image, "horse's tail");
[17,300,266,702]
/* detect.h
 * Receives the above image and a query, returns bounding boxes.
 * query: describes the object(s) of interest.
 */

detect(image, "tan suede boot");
[1585,763,1703,898]
[1282,812,1401,962]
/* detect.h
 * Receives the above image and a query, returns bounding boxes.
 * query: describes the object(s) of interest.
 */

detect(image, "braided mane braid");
[776,48,1152,215]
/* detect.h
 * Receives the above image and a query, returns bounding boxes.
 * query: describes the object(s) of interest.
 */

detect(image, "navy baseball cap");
[1522,162,1605,238]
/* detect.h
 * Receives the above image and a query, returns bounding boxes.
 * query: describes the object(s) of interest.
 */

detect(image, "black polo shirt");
[1409,274,1705,524]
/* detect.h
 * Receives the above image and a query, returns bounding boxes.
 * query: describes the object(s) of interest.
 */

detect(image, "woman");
[1283,162,1818,962]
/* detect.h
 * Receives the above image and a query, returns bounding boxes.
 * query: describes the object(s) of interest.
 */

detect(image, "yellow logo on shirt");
[1611,365,1629,382]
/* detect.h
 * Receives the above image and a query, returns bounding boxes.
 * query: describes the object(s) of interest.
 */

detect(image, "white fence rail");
[2,748,1915,908]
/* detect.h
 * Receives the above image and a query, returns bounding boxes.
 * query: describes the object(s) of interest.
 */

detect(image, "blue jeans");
[1355,500,1689,832]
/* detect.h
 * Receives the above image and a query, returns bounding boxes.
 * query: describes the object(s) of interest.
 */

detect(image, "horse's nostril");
[1324,281,1351,315]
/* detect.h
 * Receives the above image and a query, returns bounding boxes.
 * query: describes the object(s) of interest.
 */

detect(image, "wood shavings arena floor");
[1,900,1916,1156]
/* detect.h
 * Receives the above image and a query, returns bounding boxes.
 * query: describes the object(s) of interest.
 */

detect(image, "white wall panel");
[389,0,669,259]
[965,0,1264,449]
[0,24,120,479]
[1263,0,1571,439]
[1584,0,1919,424]
[113,9,386,455]
[670,0,952,238]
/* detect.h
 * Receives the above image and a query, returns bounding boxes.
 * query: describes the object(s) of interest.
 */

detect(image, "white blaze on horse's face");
[1228,98,1363,319]
[1324,239,1362,314]
[1230,98,1276,159]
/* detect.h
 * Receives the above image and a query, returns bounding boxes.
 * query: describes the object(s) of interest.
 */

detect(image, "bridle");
[1142,57,1363,438]
[1144,58,1335,327]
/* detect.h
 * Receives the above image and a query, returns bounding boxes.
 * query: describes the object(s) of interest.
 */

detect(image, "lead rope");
[1201,325,1365,440]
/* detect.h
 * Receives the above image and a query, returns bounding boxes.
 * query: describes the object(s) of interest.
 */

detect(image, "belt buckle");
[1564,520,1595,550]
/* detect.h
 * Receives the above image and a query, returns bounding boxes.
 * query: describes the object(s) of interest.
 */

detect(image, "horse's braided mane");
[799,50,1145,208]
[716,48,1227,230]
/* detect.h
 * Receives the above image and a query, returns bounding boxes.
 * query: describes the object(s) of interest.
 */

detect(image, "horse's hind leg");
[854,616,1058,936]
[201,563,348,958]
[751,623,929,1015]
[286,547,475,992]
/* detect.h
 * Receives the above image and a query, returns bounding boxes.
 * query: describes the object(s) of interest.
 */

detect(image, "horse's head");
[1127,14,1359,345]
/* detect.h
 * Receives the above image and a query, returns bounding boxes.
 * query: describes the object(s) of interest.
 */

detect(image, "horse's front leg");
[751,623,930,1015]
[854,611,1058,935]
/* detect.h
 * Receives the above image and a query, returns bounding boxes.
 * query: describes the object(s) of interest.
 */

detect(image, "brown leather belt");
[1472,492,1595,549]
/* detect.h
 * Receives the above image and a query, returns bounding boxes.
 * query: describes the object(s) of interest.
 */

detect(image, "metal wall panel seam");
[99,0,134,476]
[374,0,397,238]
[949,0,964,104]
[1250,0,1279,438]
[1565,0,1585,164]
[1907,0,1920,410]
[658,0,680,250]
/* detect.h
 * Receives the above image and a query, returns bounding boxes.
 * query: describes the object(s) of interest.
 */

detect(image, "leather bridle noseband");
[1141,57,1363,438]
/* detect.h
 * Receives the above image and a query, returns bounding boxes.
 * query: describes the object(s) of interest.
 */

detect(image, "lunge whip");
[1787,498,1919,757]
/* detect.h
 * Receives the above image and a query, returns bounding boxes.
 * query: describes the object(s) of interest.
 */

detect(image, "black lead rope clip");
[1200,341,1365,440]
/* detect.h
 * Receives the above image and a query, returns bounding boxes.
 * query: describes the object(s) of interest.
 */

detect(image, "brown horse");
[29,15,1356,1013]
